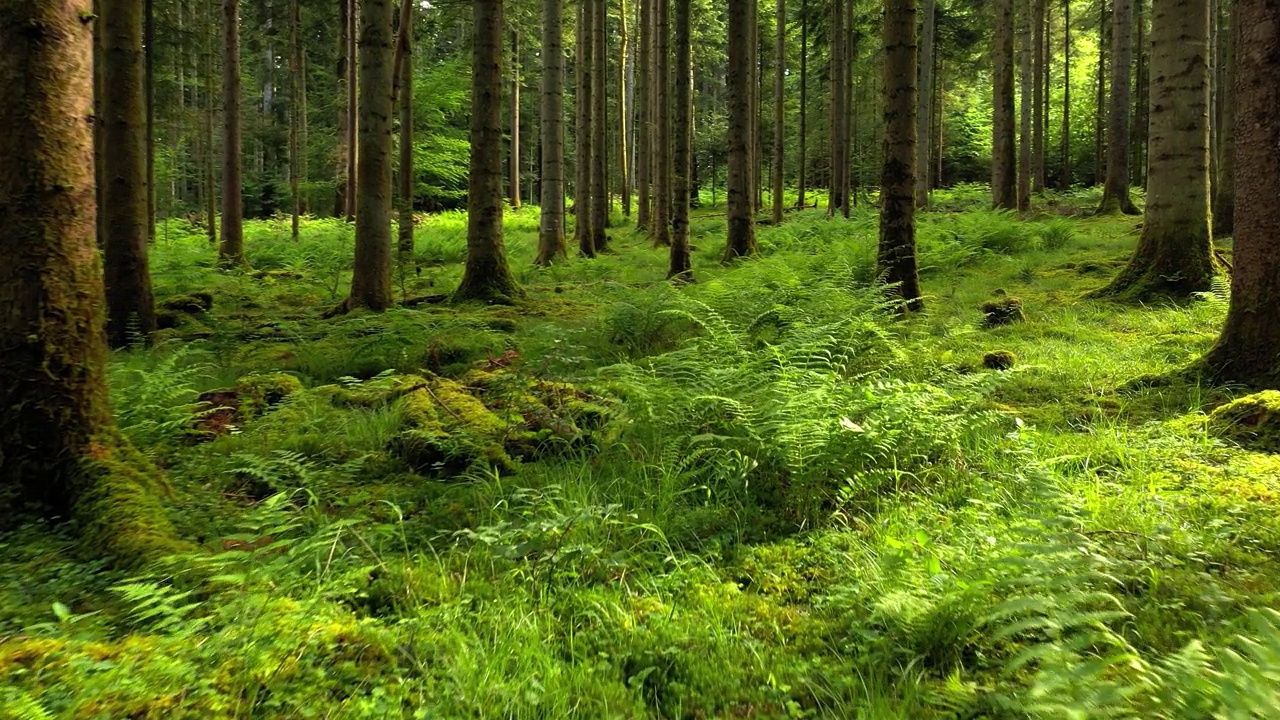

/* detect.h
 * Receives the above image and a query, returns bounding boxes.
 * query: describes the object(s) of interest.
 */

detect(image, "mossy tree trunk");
[725,0,758,259]
[574,0,595,256]
[455,0,523,303]
[346,0,395,311]
[916,0,936,207]
[0,0,178,562]
[992,0,1017,210]
[668,0,693,280]
[1095,0,1217,300]
[636,0,652,229]
[397,0,415,258]
[536,0,567,265]
[220,0,244,263]
[1200,0,1279,387]
[652,0,672,247]
[879,0,923,311]
[590,0,610,252]
[102,0,157,346]
[1212,0,1234,236]
[1098,0,1138,214]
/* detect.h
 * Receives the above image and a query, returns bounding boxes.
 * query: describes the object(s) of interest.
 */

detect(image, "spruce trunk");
[1099,0,1137,214]
[725,0,758,259]
[347,0,395,311]
[536,0,568,264]
[880,0,922,310]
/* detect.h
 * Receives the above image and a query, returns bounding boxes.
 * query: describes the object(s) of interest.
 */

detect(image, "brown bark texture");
[591,0,609,251]
[1212,1,1234,235]
[220,0,244,262]
[725,0,758,259]
[1098,0,1137,214]
[574,0,595,256]
[771,0,786,226]
[669,0,692,279]
[992,0,1018,209]
[636,0,652,229]
[652,0,672,247]
[348,0,395,310]
[510,31,522,210]
[879,0,923,310]
[1018,0,1032,211]
[537,0,568,265]
[917,0,936,206]
[398,0,415,257]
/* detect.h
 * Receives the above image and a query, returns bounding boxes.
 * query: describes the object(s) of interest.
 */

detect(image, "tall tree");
[289,0,302,240]
[1094,0,1216,299]
[1212,1,1234,235]
[203,0,217,245]
[1200,0,1279,386]
[346,0,358,221]
[669,0,693,279]
[880,0,923,310]
[574,0,595,256]
[771,0,786,226]
[336,0,352,216]
[1130,0,1148,187]
[0,0,177,561]
[1058,0,1072,189]
[590,0,609,251]
[828,0,847,216]
[619,1,632,218]
[397,0,415,257]
[797,0,808,208]
[725,0,758,259]
[636,0,652,228]
[1032,0,1046,191]
[536,0,568,265]
[345,0,395,311]
[992,0,1017,209]
[652,0,672,246]
[917,0,937,207]
[1018,0,1032,210]
[102,0,158,346]
[510,30,522,209]
[220,0,244,263]
[1093,0,1108,185]
[457,0,523,302]
[1098,0,1138,213]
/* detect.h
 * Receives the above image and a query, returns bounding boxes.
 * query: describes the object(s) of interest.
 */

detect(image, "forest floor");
[3,185,1279,719]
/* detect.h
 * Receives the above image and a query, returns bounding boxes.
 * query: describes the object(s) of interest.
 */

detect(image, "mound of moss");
[980,297,1026,328]
[983,350,1018,371]
[1209,391,1280,453]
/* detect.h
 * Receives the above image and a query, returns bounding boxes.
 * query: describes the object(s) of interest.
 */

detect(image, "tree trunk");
[456,0,523,302]
[1212,0,1234,236]
[1094,0,1217,300]
[1200,0,1280,386]
[636,0,651,228]
[95,2,107,248]
[510,30,522,209]
[992,0,1017,209]
[797,0,808,208]
[1093,0,1108,186]
[725,0,758,259]
[880,0,922,310]
[652,0,672,246]
[346,0,395,311]
[619,1,632,218]
[574,0,595,255]
[220,0,244,262]
[669,0,693,279]
[1059,0,1072,189]
[536,0,568,265]
[1130,0,1148,188]
[145,0,156,241]
[204,0,217,245]
[828,0,846,216]
[1098,0,1137,213]
[346,0,359,221]
[0,0,177,561]
[336,0,351,216]
[771,0,785,226]
[290,0,302,240]
[1018,0,1032,210]
[397,0,415,257]
[1032,0,1046,191]
[102,0,157,346]
[917,0,936,207]
[591,0,609,251]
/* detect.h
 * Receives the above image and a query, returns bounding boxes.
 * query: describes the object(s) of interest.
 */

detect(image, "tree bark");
[880,0,922,310]
[1212,0,1234,235]
[346,0,395,311]
[536,0,568,264]
[636,0,652,228]
[1130,0,1148,188]
[1018,0,1032,211]
[336,0,351,216]
[145,0,155,241]
[591,0,609,251]
[1200,0,1280,386]
[828,0,846,216]
[0,0,178,561]
[1098,0,1137,214]
[1094,0,1217,300]
[669,0,693,279]
[346,0,359,221]
[725,0,758,259]
[1093,0,1108,186]
[220,0,244,262]
[457,0,523,302]
[102,0,157,346]
[771,0,786,226]
[574,0,595,255]
[1032,0,1046,191]
[652,0,672,246]
[797,0,808,208]
[290,0,302,240]
[1059,0,1072,189]
[510,30,522,209]
[397,0,415,258]
[917,0,936,207]
[619,1,632,218]
[992,0,1017,209]
[204,0,217,244]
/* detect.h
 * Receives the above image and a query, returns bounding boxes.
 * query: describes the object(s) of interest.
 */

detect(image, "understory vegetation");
[3,190,1279,718]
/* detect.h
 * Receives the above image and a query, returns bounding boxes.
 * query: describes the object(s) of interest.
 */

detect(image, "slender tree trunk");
[336,0,351,216]
[725,0,758,258]
[1018,0,1032,210]
[456,0,523,302]
[992,0,1017,209]
[880,0,922,310]
[917,0,936,207]
[652,0,672,246]
[346,0,359,221]
[510,30,522,209]
[204,0,217,244]
[290,0,302,240]
[1098,0,1137,213]
[574,0,595,255]
[828,0,846,216]
[636,0,652,228]
[0,0,177,561]
[398,0,415,257]
[591,0,609,250]
[797,0,808,208]
[1212,0,1234,235]
[536,0,568,264]
[301,48,309,211]
[95,2,107,248]
[1131,0,1148,188]
[620,1,632,218]
[1095,0,1217,300]
[345,0,395,311]
[102,0,157,346]
[1093,0,1108,186]
[145,0,156,241]
[1032,0,1046,191]
[770,0,786,225]
[669,0,693,279]
[1200,0,1280,386]
[220,0,244,262]
[1059,0,1072,189]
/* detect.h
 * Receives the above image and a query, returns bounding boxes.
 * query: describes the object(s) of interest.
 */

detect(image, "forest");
[1,0,1279,715]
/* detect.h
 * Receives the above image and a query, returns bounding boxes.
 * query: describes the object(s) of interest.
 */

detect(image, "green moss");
[980,297,1026,328]
[983,350,1018,371]
[233,372,303,418]
[1209,391,1280,453]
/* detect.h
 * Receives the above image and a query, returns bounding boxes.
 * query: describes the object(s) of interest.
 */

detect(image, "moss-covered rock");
[234,373,304,418]
[159,292,214,315]
[980,297,1026,328]
[392,375,517,474]
[983,350,1018,371]
[1209,391,1280,453]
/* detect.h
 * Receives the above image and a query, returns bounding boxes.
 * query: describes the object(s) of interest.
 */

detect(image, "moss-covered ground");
[4,185,1279,718]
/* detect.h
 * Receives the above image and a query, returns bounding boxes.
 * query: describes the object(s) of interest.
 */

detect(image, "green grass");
[3,195,1278,719]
